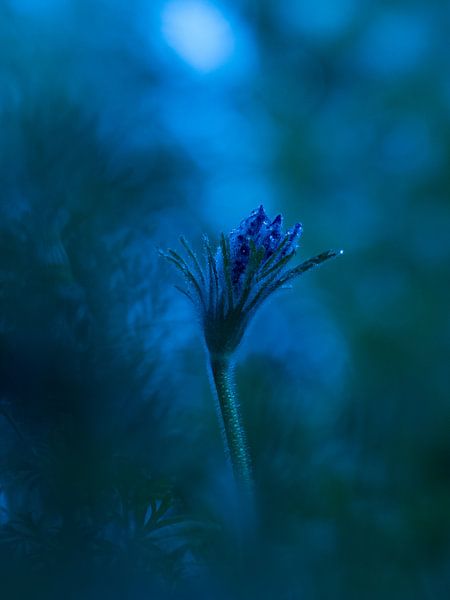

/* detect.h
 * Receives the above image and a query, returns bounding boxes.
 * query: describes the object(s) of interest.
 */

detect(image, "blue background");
[0,1,449,598]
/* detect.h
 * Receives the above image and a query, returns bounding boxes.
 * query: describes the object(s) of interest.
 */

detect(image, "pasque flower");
[160,206,342,495]
[160,205,341,355]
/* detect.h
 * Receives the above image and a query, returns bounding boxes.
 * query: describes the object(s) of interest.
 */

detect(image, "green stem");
[209,355,253,495]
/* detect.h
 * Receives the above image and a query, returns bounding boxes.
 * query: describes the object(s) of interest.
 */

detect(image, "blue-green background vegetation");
[1,1,449,598]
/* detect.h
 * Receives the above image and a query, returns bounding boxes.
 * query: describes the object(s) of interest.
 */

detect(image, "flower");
[160,205,342,356]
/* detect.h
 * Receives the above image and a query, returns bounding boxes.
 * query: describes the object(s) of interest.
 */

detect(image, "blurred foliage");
[1,0,449,598]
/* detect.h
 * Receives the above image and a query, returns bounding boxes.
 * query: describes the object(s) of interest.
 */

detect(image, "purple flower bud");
[228,206,302,290]
[257,214,281,256]
[160,206,341,355]
[282,222,303,256]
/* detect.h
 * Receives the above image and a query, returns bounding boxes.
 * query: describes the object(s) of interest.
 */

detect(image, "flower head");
[160,206,342,356]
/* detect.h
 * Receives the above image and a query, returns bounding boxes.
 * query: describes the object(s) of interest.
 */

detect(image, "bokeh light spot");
[161,0,235,72]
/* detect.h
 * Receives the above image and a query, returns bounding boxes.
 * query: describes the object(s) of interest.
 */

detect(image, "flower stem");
[209,355,253,495]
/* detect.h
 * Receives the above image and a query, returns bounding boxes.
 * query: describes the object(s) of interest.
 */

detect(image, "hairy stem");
[209,355,253,495]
